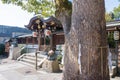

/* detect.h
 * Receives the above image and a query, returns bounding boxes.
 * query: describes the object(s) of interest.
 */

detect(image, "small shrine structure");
[25,16,64,51]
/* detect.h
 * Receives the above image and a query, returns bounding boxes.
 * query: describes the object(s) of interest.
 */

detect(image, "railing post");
[35,51,38,70]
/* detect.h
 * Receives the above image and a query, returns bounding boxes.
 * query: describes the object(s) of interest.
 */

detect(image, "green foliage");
[109,12,114,19]
[105,12,114,21]
[0,44,5,55]
[55,0,72,17]
[1,0,56,17]
[20,47,27,55]
[57,54,62,63]
[107,32,115,48]
[113,5,120,19]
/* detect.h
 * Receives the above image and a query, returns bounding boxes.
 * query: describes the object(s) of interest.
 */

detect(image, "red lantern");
[44,29,51,36]
[32,32,37,37]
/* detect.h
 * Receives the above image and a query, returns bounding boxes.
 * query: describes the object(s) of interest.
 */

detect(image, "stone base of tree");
[42,59,60,72]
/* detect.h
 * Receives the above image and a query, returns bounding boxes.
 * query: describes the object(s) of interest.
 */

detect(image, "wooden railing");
[35,50,47,70]
[35,51,39,70]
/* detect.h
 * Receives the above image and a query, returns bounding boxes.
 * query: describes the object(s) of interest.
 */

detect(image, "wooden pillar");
[35,51,38,70]
[117,30,120,74]
[26,37,29,53]
[44,35,46,50]
[32,37,35,47]
[38,31,41,51]
[22,38,23,44]
[26,37,28,45]
[50,34,53,50]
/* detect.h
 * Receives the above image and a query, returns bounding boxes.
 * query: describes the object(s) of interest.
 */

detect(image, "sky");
[105,0,120,12]
[0,0,120,28]
[0,1,34,28]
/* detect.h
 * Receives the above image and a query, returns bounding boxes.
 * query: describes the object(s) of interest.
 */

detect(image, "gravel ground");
[0,57,120,80]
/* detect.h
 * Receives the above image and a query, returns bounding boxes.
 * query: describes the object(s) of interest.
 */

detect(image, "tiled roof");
[106,21,120,31]
[0,33,11,37]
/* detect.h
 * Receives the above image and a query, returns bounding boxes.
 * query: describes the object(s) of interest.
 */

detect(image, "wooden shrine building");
[24,16,65,51]
[106,20,120,74]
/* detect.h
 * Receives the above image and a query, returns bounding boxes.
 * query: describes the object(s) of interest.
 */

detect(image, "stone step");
[24,55,43,61]
[37,55,47,59]
[18,52,47,69]
[19,61,35,68]
[25,53,47,59]
[19,57,46,69]
[24,54,35,58]
[21,58,36,65]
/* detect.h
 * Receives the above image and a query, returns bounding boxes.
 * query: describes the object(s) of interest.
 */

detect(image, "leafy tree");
[105,12,114,21]
[109,12,114,19]
[105,0,120,21]
[54,0,72,34]
[1,0,72,33]
[113,5,120,19]
[2,0,55,17]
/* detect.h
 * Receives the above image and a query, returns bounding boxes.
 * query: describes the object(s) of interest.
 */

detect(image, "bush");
[20,47,27,55]
[57,54,62,64]
[108,32,115,48]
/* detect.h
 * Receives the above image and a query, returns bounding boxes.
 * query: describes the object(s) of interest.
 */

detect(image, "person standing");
[9,44,14,59]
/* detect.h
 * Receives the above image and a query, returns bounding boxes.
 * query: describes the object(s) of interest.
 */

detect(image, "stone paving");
[0,57,120,80]
[0,58,62,80]
[111,77,120,80]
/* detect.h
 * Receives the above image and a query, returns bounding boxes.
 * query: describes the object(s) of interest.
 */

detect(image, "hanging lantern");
[31,25,34,30]
[51,21,55,25]
[32,32,37,37]
[38,25,41,29]
[35,19,40,24]
[42,25,46,29]
[44,29,51,36]
[42,23,47,29]
[114,30,119,41]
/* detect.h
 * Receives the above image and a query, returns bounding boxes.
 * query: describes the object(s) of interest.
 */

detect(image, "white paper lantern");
[114,31,119,40]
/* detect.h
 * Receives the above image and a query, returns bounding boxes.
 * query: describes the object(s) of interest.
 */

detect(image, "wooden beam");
[50,34,53,50]
[38,31,41,51]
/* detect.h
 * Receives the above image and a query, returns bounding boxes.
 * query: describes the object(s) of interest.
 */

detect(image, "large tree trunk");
[63,0,110,80]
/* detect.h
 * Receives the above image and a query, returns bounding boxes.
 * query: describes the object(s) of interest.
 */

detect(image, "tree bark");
[63,0,110,80]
